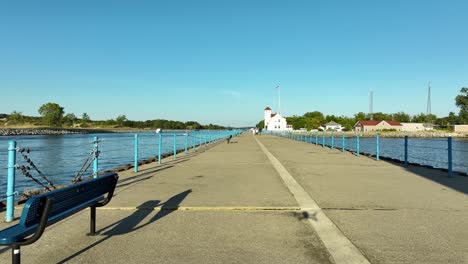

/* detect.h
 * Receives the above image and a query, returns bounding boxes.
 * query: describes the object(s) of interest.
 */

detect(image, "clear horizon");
[1,0,467,127]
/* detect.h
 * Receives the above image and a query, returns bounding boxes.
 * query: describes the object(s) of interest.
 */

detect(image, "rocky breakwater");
[301,130,467,138]
[353,130,467,138]
[1,128,89,136]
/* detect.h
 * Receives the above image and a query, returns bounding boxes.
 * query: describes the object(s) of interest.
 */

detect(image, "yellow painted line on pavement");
[98,206,301,211]
[254,136,371,264]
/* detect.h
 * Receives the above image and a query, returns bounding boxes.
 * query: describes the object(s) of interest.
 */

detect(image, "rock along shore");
[292,130,467,138]
[0,128,115,136]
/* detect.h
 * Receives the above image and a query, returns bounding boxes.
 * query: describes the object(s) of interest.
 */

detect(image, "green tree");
[8,111,24,124]
[303,111,324,122]
[412,113,437,123]
[447,112,459,125]
[455,87,468,123]
[392,112,411,122]
[354,112,367,121]
[104,119,116,126]
[372,112,390,121]
[185,121,203,130]
[82,113,90,122]
[38,102,64,127]
[286,115,307,130]
[63,113,77,127]
[256,120,264,129]
[81,113,91,127]
[116,115,127,126]
[304,118,322,130]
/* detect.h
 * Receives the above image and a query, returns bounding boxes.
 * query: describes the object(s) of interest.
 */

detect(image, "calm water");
[0,132,205,198]
[305,135,468,173]
[1,133,467,199]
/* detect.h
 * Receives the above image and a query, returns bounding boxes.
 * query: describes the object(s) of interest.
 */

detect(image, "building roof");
[355,120,402,127]
[356,120,380,126]
[271,113,277,118]
[385,120,403,126]
[423,123,434,128]
[264,107,271,111]
[325,121,342,126]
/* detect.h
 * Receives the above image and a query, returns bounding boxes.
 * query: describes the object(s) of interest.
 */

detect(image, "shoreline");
[0,128,117,136]
[287,130,467,138]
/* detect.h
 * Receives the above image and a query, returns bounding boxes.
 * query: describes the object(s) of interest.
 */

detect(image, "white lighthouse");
[263,106,293,131]
[264,107,272,128]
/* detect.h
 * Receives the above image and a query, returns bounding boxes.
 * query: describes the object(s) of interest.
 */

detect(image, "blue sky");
[0,0,467,127]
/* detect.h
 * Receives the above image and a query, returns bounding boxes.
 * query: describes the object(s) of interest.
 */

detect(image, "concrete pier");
[1,133,467,263]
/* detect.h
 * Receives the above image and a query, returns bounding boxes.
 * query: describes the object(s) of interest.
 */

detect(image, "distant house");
[454,125,468,133]
[324,121,344,131]
[264,107,293,131]
[354,120,403,132]
[401,123,434,132]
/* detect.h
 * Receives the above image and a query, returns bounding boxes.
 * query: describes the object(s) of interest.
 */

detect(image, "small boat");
[155,128,162,133]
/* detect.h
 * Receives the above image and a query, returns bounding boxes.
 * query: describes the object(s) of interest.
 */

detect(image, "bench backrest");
[19,173,119,228]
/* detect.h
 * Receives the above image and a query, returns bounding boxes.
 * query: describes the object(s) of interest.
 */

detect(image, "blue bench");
[0,172,119,264]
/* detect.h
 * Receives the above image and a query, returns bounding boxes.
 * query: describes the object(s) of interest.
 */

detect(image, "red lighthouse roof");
[264,107,271,111]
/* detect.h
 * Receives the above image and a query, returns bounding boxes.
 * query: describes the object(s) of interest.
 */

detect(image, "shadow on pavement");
[57,189,192,264]
[402,164,468,195]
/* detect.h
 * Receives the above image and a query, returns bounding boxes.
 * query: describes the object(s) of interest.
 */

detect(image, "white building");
[324,121,344,131]
[454,125,468,133]
[264,107,293,131]
[401,123,434,132]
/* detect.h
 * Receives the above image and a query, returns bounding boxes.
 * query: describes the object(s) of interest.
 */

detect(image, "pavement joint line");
[254,136,371,264]
[98,206,302,211]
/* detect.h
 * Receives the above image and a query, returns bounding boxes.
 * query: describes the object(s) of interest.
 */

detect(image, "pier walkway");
[1,133,467,263]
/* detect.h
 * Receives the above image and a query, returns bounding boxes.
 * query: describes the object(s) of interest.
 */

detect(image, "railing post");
[342,133,345,152]
[185,133,188,153]
[204,133,207,150]
[316,132,318,145]
[331,131,335,149]
[356,133,360,157]
[322,131,325,148]
[158,133,162,164]
[93,136,98,178]
[404,135,408,167]
[6,141,17,222]
[134,134,138,172]
[200,132,203,150]
[173,133,177,158]
[376,133,380,161]
[192,133,196,152]
[448,136,453,177]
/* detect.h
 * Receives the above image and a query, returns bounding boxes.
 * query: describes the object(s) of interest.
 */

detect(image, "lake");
[0,132,467,199]
[0,131,207,199]
[302,134,468,174]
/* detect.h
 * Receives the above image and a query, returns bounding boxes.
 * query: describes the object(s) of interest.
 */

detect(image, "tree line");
[1,103,226,130]
[257,87,468,130]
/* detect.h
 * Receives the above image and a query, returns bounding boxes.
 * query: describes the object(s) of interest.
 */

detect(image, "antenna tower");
[426,82,431,115]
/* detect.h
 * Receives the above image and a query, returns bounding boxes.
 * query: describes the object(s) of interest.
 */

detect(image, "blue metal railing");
[2,129,243,222]
[266,131,464,178]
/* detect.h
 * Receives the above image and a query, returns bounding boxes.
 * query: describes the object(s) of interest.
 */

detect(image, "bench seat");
[0,173,118,264]
[0,196,102,245]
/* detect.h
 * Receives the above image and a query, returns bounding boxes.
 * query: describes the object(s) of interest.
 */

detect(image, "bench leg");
[89,206,96,236]
[12,245,20,264]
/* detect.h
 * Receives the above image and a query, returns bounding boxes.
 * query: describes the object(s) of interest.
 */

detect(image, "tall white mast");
[276,85,281,115]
